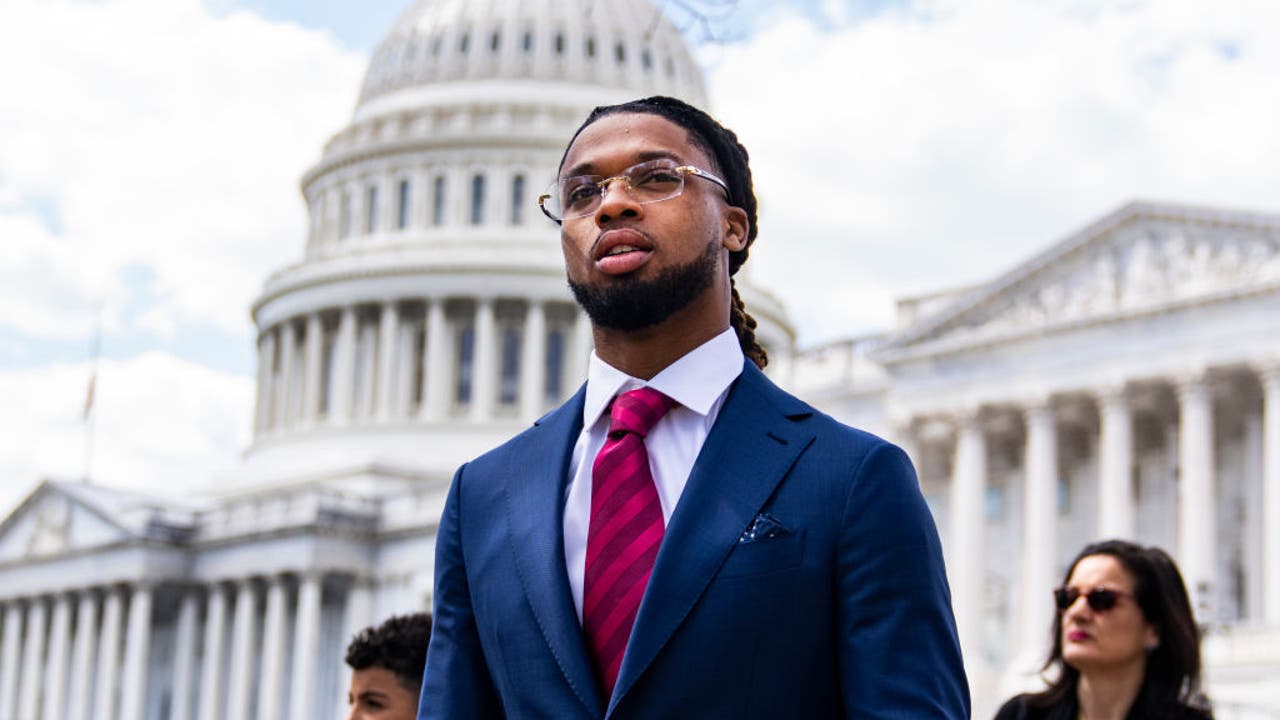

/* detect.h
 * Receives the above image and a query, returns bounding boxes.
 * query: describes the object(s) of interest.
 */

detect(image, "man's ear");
[722,206,749,252]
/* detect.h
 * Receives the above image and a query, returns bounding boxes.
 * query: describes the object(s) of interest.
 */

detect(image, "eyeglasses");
[538,158,730,223]
[1053,586,1135,613]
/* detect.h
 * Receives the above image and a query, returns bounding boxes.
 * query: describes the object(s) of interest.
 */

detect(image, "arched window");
[491,31,501,52]
[555,33,565,55]
[522,31,533,52]
[432,176,446,226]
[470,174,486,225]
[397,179,411,230]
[586,37,596,57]
[510,174,526,225]
[615,43,626,64]
[460,33,470,55]
[365,184,379,234]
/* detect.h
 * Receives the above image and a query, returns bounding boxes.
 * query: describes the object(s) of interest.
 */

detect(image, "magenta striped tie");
[583,386,677,696]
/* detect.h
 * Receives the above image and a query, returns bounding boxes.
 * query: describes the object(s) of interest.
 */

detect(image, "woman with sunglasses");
[994,539,1213,720]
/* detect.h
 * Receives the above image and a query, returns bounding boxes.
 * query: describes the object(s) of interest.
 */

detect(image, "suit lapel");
[504,386,606,717]
[608,363,815,715]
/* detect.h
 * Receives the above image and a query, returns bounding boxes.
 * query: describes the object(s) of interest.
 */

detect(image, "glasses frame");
[1053,585,1136,613]
[538,161,730,224]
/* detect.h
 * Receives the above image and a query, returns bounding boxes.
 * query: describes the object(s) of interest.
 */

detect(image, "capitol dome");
[243,0,794,493]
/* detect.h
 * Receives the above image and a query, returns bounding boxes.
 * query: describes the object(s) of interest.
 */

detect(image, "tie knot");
[607,387,677,438]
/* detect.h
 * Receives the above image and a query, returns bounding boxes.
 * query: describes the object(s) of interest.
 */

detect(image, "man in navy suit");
[418,96,969,719]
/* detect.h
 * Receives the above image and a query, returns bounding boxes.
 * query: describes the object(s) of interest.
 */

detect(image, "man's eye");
[632,168,680,187]
[564,183,598,204]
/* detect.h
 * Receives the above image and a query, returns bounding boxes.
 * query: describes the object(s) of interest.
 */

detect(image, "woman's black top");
[993,693,1214,720]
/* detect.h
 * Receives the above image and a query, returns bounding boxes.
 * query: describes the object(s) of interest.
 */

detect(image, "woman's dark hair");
[558,95,767,368]
[345,612,433,692]
[1028,540,1209,716]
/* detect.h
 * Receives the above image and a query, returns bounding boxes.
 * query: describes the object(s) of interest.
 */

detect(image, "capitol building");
[1,0,1277,718]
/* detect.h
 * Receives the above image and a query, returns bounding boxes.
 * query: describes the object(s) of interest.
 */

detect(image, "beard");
[568,241,718,332]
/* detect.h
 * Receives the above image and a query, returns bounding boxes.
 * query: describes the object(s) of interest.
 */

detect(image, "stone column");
[330,307,358,424]
[276,321,298,428]
[1261,363,1280,625]
[18,597,48,719]
[118,583,152,720]
[422,299,451,421]
[1018,402,1057,669]
[225,580,258,720]
[471,298,498,421]
[289,573,323,720]
[42,594,72,720]
[303,313,324,425]
[92,587,123,720]
[1177,374,1217,622]
[257,577,288,720]
[0,601,24,720]
[519,300,548,423]
[197,585,228,720]
[170,591,199,720]
[255,329,278,434]
[949,411,986,675]
[335,577,375,720]
[67,592,98,720]
[1097,386,1136,539]
[570,310,593,387]
[377,301,400,422]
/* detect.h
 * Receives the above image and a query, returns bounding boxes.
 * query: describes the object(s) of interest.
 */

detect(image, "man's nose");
[595,178,642,224]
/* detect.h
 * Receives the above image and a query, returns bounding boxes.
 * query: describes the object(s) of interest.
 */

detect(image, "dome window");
[432,176,446,226]
[432,36,442,57]
[397,179,411,230]
[510,174,526,225]
[339,192,353,239]
[460,33,470,55]
[586,37,596,57]
[641,48,652,70]
[470,174,486,225]
[615,43,626,64]
[555,33,565,55]
[365,184,379,234]
[456,325,474,404]
[522,31,533,52]
[499,327,520,405]
[491,31,501,52]
[545,329,565,403]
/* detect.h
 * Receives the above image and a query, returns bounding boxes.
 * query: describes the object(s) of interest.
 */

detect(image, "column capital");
[1172,367,1211,396]
[1093,380,1131,403]
[1254,356,1280,384]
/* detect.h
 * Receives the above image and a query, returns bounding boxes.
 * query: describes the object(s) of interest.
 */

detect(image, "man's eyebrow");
[563,149,682,178]
[357,690,390,700]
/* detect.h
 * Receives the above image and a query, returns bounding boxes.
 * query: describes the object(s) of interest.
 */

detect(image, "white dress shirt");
[563,328,745,622]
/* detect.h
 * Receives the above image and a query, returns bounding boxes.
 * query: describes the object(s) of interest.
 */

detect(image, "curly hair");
[344,612,433,693]
[559,95,768,368]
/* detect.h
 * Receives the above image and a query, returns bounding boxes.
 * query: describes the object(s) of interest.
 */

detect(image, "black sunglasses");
[1053,586,1135,612]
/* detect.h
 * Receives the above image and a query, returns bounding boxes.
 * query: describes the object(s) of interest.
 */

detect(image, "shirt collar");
[583,327,745,429]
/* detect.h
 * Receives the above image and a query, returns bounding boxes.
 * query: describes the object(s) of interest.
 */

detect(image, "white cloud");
[0,352,253,514]
[0,0,365,342]
[708,0,1280,343]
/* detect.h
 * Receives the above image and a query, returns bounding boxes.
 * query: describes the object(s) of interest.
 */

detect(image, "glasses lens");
[1053,587,1077,611]
[1086,589,1119,612]
[625,160,684,201]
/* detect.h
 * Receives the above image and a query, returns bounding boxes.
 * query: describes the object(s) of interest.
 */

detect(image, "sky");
[1,0,1278,514]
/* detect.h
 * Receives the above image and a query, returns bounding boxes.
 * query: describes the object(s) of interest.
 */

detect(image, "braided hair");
[559,96,768,368]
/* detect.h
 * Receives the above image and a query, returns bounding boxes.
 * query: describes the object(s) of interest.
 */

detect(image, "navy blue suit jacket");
[418,362,969,719]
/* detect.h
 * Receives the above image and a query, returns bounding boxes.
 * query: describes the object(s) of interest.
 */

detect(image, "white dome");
[356,0,707,118]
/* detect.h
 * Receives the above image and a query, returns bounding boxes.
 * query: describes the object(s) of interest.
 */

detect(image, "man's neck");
[591,308,731,380]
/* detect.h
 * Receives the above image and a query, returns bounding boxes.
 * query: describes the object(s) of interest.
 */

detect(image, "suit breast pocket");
[717,530,806,580]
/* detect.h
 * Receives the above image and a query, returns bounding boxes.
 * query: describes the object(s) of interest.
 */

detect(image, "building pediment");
[0,481,141,563]
[878,202,1280,361]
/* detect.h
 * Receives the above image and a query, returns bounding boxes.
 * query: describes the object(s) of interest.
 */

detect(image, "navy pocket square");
[738,512,790,543]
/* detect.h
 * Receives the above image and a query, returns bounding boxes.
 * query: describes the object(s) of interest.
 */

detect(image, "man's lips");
[592,228,654,275]
[1066,629,1091,642]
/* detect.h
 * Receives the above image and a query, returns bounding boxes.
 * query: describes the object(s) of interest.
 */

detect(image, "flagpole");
[81,304,103,484]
